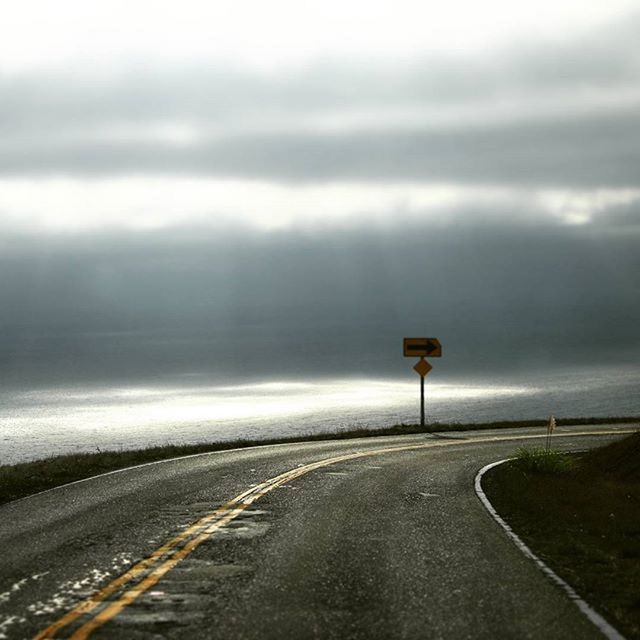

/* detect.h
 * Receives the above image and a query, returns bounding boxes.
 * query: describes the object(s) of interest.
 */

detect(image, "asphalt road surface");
[0,424,635,640]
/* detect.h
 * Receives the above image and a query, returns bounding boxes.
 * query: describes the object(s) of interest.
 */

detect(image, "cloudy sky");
[1,0,639,385]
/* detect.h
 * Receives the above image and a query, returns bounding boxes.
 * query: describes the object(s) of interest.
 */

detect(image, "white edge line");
[1,431,456,507]
[1,438,353,507]
[475,459,627,640]
[5,428,635,508]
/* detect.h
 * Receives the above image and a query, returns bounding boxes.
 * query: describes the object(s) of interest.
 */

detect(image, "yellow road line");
[35,428,636,639]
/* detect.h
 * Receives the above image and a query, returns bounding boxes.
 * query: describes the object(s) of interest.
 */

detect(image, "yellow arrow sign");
[404,337,442,357]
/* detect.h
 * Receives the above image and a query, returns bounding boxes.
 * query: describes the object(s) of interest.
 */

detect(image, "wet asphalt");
[0,425,633,639]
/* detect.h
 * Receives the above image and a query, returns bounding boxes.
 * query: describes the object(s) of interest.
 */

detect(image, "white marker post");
[546,415,556,451]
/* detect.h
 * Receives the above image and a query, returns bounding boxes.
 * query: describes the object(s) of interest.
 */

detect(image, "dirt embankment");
[484,432,640,639]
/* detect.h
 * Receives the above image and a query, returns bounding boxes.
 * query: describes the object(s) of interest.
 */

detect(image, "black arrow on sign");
[406,342,438,354]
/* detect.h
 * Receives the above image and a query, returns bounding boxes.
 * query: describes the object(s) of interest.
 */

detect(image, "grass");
[483,432,640,639]
[0,415,637,507]
[514,446,576,474]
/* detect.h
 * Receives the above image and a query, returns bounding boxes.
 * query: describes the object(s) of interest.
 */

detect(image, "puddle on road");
[404,491,442,503]
[207,509,271,541]
[108,562,252,633]
[168,561,253,582]
[110,609,193,627]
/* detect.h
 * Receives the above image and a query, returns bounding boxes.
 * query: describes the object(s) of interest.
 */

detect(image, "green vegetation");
[483,432,640,639]
[514,446,576,474]
[0,415,637,507]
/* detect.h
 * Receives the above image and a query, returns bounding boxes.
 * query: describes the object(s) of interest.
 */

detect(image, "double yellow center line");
[34,429,634,639]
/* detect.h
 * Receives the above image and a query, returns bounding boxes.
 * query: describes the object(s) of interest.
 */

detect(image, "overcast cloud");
[1,16,640,188]
[0,1,639,384]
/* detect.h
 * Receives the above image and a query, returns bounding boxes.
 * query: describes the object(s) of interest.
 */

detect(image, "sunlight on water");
[8,379,531,428]
[1,369,638,464]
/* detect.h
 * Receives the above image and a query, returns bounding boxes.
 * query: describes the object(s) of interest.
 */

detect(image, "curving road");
[0,424,635,640]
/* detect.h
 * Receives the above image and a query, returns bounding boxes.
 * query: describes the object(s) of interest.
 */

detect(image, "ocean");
[1,364,639,465]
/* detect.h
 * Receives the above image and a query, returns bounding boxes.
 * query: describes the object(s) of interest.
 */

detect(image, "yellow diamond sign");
[413,358,433,377]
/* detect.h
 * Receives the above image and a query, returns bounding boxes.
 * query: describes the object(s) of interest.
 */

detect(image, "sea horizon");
[2,362,638,465]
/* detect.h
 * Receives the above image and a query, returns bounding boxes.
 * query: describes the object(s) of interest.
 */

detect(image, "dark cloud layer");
[1,212,638,385]
[3,109,639,187]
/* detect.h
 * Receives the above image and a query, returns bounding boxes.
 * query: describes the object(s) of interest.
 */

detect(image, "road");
[0,424,635,640]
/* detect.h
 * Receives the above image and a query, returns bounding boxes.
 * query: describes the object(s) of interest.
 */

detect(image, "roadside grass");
[483,432,640,639]
[0,415,637,507]
[514,446,576,474]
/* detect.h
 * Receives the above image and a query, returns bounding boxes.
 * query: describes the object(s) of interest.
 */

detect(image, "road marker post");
[403,338,442,429]
[546,415,556,451]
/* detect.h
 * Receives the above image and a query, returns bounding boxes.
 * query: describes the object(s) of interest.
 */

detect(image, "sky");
[1,0,639,386]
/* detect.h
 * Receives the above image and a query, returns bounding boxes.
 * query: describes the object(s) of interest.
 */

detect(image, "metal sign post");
[404,338,441,428]
[421,369,425,428]
[420,364,424,429]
